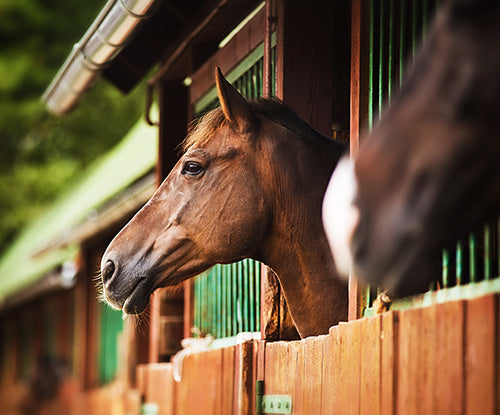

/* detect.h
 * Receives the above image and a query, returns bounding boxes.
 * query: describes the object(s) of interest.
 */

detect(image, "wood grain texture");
[360,315,381,415]
[380,311,398,415]
[465,294,496,415]
[435,300,465,415]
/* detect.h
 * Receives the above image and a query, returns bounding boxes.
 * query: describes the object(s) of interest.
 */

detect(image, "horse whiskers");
[92,268,107,303]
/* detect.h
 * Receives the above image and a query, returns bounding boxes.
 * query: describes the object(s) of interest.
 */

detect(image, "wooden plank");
[420,305,437,415]
[293,340,305,415]
[263,341,277,393]
[233,341,254,415]
[263,0,276,98]
[144,363,176,415]
[360,315,381,415]
[380,311,398,415]
[397,308,413,415]
[345,319,362,415]
[256,340,266,382]
[435,300,465,415]
[335,323,349,413]
[465,294,496,415]
[322,325,339,414]
[175,351,192,415]
[136,364,147,397]
[276,0,338,136]
[222,346,235,415]
[189,7,266,104]
[303,336,325,414]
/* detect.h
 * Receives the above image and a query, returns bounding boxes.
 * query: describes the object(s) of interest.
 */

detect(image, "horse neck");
[258,123,348,337]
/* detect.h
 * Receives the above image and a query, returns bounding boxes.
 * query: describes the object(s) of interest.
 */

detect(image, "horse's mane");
[181,97,334,152]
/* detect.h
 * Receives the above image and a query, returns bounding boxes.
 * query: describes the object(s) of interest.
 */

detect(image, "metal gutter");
[42,0,159,115]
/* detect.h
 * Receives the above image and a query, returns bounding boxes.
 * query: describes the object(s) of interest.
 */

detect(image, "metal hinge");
[256,380,292,414]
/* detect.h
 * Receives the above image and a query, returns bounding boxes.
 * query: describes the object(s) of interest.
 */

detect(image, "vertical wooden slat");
[345,319,362,415]
[221,346,235,415]
[435,300,465,415]
[321,326,338,414]
[397,308,416,415]
[233,341,254,415]
[144,364,176,415]
[380,311,398,415]
[360,315,381,415]
[293,340,305,415]
[465,295,496,414]
[334,323,348,413]
[420,305,437,414]
[303,336,324,414]
[350,0,371,320]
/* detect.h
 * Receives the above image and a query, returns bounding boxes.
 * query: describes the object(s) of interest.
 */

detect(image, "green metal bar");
[368,0,375,130]
[422,0,429,40]
[216,266,222,338]
[442,249,450,288]
[237,262,244,333]
[399,0,406,85]
[248,260,255,331]
[203,273,210,335]
[456,240,463,285]
[209,270,219,338]
[227,265,233,336]
[469,232,477,283]
[256,262,261,330]
[193,278,199,334]
[484,223,492,280]
[243,261,250,331]
[378,0,384,119]
[388,0,394,102]
[221,265,226,337]
[412,0,417,59]
[232,263,238,335]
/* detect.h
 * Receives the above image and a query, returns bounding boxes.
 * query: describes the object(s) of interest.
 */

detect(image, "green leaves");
[0,0,146,253]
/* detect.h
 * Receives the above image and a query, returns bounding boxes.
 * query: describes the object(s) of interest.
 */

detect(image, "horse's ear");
[215,67,254,133]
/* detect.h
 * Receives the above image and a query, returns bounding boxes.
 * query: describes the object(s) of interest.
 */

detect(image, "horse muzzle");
[100,257,154,314]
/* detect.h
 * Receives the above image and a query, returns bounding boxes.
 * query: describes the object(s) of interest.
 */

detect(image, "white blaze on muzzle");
[322,156,359,278]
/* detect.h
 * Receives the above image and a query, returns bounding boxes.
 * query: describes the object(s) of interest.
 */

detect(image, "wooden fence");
[137,292,499,415]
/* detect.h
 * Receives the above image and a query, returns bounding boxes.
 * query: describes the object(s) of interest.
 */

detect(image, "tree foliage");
[0,0,146,253]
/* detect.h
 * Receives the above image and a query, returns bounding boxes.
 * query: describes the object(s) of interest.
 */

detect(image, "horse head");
[101,69,347,337]
[101,69,271,314]
[323,0,500,297]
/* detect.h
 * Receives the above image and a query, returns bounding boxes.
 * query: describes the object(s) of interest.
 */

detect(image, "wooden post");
[349,0,370,320]
[147,80,189,363]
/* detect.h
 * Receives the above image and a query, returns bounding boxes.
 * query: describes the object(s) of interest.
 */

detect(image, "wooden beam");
[147,80,189,362]
[349,0,370,320]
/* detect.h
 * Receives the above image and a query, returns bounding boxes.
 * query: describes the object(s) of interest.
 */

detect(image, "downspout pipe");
[42,0,159,116]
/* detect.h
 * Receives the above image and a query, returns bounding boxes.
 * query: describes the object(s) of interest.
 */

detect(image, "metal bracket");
[256,380,292,414]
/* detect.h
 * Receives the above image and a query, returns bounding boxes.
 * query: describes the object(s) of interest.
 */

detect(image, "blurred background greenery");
[0,0,146,254]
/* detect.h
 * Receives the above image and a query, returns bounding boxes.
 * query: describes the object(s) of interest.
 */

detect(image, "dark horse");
[323,0,500,296]
[101,69,347,338]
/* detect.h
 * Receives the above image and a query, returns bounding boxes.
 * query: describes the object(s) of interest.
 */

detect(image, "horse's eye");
[181,161,204,176]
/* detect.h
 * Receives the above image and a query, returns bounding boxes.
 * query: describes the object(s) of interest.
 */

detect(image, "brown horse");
[100,68,347,338]
[323,0,500,297]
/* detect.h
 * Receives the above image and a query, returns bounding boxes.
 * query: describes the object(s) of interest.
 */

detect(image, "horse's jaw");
[322,156,359,278]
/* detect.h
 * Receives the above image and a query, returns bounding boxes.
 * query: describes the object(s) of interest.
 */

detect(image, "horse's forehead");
[188,126,249,154]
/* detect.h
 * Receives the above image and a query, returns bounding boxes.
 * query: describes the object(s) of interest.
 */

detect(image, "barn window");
[189,17,275,340]
[361,0,500,315]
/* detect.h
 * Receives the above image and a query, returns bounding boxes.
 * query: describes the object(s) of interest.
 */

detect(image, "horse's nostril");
[102,259,116,284]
